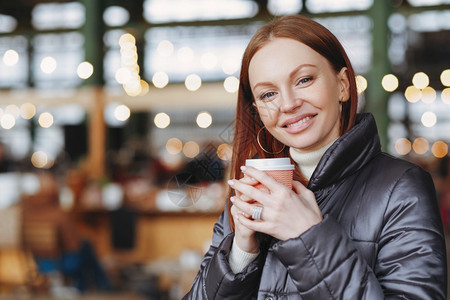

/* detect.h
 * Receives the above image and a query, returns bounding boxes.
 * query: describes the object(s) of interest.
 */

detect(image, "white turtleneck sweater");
[229,139,337,274]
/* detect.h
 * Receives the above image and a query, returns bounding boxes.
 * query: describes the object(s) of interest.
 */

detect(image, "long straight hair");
[228,15,359,229]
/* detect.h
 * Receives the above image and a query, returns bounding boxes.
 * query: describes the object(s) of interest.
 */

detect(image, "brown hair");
[227,15,359,229]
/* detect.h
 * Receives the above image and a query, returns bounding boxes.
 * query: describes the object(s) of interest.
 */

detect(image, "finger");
[231,196,259,219]
[292,180,308,194]
[228,179,269,206]
[240,166,283,192]
[292,181,315,203]
[239,175,259,186]
[230,202,251,220]
[235,212,265,232]
[234,190,255,203]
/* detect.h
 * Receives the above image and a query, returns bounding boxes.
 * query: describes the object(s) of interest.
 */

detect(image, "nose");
[279,89,302,113]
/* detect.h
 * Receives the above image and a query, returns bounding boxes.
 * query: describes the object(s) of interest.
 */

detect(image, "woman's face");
[249,38,349,153]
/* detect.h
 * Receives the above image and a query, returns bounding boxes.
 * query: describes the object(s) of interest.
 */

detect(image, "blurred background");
[0,0,450,299]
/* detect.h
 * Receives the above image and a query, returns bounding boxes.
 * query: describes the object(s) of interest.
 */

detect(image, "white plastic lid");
[245,157,295,171]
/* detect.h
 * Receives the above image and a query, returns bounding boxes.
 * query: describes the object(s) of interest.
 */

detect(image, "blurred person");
[21,171,111,292]
[183,15,446,299]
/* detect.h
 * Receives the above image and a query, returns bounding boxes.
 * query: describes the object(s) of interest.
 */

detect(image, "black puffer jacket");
[183,113,447,299]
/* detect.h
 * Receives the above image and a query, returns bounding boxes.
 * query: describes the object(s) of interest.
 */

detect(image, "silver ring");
[251,206,263,220]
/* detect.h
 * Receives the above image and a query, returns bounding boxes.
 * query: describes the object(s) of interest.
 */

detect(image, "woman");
[183,15,447,299]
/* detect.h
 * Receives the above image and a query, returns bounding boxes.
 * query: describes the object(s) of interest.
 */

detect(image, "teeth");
[287,116,312,127]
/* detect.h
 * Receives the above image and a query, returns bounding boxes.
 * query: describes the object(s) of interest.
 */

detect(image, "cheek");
[256,102,279,126]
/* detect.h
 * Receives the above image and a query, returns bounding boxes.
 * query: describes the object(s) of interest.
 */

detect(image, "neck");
[289,139,337,180]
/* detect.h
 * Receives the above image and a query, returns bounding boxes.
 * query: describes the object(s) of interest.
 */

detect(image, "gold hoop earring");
[256,126,286,154]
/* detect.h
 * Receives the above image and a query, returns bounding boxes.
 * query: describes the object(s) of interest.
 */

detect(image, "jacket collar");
[307,113,382,192]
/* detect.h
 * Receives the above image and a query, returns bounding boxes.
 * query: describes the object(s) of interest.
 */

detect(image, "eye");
[259,91,277,101]
[297,76,313,86]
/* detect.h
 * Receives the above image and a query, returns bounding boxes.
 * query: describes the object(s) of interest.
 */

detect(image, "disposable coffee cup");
[245,157,295,190]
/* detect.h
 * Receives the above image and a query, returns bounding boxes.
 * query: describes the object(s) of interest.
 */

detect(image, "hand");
[228,166,323,241]
[230,176,260,253]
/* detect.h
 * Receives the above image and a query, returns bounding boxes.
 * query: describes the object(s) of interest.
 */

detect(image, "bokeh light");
[413,137,429,155]
[31,151,48,168]
[0,114,15,129]
[152,71,169,88]
[224,76,239,93]
[166,137,182,155]
[431,141,448,158]
[183,141,200,158]
[421,111,437,128]
[139,80,150,95]
[394,138,411,155]
[115,67,131,84]
[20,103,36,119]
[217,143,232,161]
[381,74,399,92]
[77,61,94,79]
[355,75,367,94]
[196,111,212,128]
[441,88,450,104]
[412,72,429,89]
[421,86,436,104]
[5,105,20,118]
[3,49,19,66]
[38,112,54,128]
[113,104,130,121]
[185,74,201,91]
[40,56,57,74]
[119,33,136,47]
[404,85,421,103]
[154,112,170,128]
[440,69,450,87]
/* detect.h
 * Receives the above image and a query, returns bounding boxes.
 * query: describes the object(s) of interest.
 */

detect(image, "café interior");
[0,0,450,299]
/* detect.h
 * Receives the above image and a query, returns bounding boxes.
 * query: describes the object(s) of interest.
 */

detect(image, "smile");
[281,114,317,134]
[286,116,313,127]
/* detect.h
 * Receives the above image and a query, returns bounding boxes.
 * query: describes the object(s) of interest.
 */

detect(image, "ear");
[337,67,350,103]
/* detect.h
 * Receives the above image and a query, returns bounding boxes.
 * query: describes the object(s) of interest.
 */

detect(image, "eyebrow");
[251,63,317,90]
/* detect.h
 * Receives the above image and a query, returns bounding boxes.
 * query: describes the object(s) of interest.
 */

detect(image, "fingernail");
[240,166,247,171]
[227,179,235,186]
[230,196,235,203]
[249,177,256,181]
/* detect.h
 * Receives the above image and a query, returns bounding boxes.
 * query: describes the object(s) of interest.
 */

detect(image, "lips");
[281,114,317,128]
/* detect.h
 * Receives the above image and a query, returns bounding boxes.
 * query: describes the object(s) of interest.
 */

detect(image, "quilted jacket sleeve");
[272,166,447,299]
[182,206,265,300]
